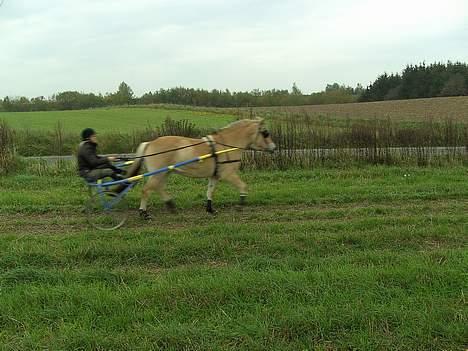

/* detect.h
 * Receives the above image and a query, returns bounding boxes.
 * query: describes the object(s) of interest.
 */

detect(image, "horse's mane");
[215,119,255,134]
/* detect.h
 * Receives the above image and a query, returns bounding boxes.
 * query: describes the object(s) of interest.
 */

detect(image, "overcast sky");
[1,0,467,97]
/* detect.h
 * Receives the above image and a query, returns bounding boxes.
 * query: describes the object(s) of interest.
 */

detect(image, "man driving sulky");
[77,128,125,182]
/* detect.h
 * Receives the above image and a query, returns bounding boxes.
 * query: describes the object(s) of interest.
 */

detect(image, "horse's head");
[249,118,276,153]
[217,119,276,152]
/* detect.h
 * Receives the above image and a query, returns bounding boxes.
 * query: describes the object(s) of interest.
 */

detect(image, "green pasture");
[0,107,235,132]
[0,166,467,350]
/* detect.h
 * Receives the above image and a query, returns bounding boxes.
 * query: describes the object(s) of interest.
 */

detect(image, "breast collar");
[202,135,241,178]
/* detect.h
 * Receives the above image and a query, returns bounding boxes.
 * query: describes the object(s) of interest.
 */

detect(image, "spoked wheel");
[86,190,129,230]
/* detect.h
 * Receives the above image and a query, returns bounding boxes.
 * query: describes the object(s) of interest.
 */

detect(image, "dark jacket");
[77,141,111,177]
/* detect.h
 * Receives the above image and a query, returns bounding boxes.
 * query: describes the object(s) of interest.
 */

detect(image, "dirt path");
[1,199,465,235]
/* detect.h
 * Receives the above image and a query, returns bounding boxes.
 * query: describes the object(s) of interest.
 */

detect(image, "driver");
[77,128,125,182]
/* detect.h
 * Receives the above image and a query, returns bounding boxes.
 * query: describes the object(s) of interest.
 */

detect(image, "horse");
[125,118,276,219]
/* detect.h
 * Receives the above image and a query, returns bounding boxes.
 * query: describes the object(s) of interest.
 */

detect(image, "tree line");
[1,82,136,112]
[2,61,467,112]
[0,82,362,112]
[359,61,468,102]
[138,83,363,107]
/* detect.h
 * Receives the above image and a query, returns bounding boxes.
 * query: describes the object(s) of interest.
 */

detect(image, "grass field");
[253,96,468,123]
[3,96,468,135]
[0,107,235,132]
[0,166,466,350]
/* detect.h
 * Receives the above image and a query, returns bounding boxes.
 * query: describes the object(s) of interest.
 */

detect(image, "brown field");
[253,96,468,122]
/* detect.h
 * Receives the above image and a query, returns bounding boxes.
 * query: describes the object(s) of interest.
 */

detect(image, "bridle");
[204,126,272,177]
[214,127,272,151]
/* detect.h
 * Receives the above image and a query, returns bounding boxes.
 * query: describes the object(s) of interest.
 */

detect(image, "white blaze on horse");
[125,118,276,219]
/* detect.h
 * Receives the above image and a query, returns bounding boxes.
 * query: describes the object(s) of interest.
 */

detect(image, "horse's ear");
[255,117,264,124]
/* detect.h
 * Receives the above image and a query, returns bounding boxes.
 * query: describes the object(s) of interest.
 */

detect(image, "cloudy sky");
[1,0,467,97]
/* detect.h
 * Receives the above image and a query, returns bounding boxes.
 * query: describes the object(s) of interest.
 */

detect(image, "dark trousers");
[85,168,116,182]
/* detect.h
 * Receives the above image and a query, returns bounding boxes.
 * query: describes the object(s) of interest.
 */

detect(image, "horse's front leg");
[206,177,218,214]
[223,173,248,205]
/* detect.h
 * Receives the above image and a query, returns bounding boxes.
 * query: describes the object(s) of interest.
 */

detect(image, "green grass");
[0,107,235,132]
[0,167,467,350]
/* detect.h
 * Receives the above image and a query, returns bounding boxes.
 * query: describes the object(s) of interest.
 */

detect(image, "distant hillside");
[254,96,468,122]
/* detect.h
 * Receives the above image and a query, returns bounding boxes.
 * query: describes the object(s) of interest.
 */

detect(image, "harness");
[120,128,270,178]
[203,135,241,177]
[206,129,270,177]
[213,130,270,150]
[120,141,206,160]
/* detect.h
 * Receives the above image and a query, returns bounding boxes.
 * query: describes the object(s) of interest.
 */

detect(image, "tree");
[291,82,302,95]
[360,61,468,102]
[384,85,402,100]
[354,83,364,96]
[55,91,81,110]
[2,96,12,111]
[112,81,134,105]
[439,73,466,96]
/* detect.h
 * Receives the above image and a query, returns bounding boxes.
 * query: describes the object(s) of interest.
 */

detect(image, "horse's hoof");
[139,209,152,221]
[165,199,177,213]
[207,208,218,215]
[206,200,217,215]
[240,195,247,205]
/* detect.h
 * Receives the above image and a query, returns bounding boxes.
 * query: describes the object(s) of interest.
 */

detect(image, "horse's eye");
[261,130,270,138]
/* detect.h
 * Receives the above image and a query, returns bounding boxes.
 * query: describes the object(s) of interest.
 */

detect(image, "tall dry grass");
[243,114,467,169]
[8,115,468,172]
[0,120,19,174]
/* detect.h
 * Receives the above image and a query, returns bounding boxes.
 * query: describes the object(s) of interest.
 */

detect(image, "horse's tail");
[125,141,150,178]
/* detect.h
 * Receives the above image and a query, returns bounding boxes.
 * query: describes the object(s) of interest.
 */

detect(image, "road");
[25,146,467,163]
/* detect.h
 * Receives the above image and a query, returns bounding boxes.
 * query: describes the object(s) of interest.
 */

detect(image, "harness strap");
[121,141,206,160]
[218,159,241,164]
[216,133,240,165]
[213,141,248,150]
[203,135,219,177]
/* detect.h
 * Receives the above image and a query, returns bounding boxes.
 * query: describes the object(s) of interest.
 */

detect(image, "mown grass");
[0,167,467,350]
[0,107,235,132]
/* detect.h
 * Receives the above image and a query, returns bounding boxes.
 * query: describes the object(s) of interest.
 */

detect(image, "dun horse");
[125,118,276,219]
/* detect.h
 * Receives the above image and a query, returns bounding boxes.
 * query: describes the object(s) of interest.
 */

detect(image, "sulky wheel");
[86,190,129,230]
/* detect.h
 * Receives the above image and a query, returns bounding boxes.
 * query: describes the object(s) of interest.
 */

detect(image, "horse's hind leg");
[206,177,218,214]
[139,176,156,220]
[157,174,177,213]
[139,174,175,219]
[223,173,248,205]
[139,174,163,219]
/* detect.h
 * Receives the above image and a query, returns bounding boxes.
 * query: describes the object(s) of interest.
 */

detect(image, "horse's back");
[148,136,205,158]
[144,136,213,177]
[151,135,200,147]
